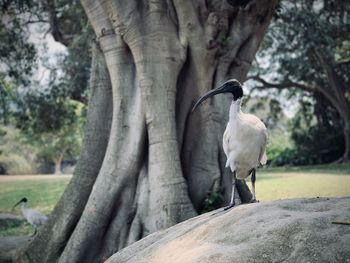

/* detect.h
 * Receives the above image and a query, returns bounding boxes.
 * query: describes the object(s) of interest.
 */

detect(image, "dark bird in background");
[192,79,268,209]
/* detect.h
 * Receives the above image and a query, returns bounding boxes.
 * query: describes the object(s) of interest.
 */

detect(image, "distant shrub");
[0,154,37,175]
[269,148,307,166]
[0,126,38,174]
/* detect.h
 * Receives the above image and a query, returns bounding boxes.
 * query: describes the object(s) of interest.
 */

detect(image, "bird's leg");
[250,169,258,203]
[224,171,237,210]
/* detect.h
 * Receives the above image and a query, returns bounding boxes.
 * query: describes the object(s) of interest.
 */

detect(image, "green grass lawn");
[0,164,349,236]
[256,172,350,201]
[255,163,350,201]
[0,175,71,236]
[0,175,71,215]
[261,162,350,174]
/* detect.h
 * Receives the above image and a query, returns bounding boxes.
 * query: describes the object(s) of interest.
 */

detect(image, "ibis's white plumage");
[13,198,47,235]
[223,99,268,180]
[20,202,48,228]
[191,79,268,208]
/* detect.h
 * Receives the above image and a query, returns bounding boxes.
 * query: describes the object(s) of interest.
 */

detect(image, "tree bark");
[343,118,350,162]
[15,1,278,262]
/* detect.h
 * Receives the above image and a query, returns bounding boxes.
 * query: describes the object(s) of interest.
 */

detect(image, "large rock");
[0,236,32,263]
[0,214,30,263]
[107,197,350,263]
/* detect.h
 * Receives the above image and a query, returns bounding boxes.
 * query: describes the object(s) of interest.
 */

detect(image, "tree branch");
[248,74,346,119]
[336,57,350,66]
[22,19,49,25]
[45,0,73,46]
[248,75,319,93]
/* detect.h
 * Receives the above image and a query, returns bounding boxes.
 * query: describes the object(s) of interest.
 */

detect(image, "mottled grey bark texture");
[15,1,277,262]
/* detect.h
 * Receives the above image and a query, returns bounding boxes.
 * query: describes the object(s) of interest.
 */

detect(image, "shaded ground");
[0,214,32,262]
[107,197,350,263]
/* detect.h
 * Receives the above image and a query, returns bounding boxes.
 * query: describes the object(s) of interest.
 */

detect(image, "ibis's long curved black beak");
[12,197,27,211]
[12,200,22,211]
[191,80,242,112]
[191,85,227,112]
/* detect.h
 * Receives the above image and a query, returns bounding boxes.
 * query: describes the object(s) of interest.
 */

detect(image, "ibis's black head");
[13,197,28,210]
[192,79,243,112]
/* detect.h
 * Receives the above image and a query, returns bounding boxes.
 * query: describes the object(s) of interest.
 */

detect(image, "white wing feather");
[223,111,268,179]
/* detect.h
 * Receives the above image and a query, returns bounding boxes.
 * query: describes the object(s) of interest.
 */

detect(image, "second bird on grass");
[192,79,268,210]
[13,197,48,235]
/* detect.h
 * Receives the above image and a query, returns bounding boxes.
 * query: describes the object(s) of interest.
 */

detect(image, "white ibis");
[192,79,268,209]
[13,197,48,235]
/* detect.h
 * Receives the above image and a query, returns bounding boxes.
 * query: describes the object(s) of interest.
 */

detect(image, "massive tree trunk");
[15,1,277,262]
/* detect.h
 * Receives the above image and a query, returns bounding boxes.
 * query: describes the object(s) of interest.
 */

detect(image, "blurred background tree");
[0,0,90,174]
[15,90,84,174]
[1,0,349,173]
[249,0,350,164]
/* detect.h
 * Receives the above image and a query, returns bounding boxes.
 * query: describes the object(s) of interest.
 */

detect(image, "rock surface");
[107,197,350,263]
[0,213,29,263]
[0,236,32,263]
[0,213,23,228]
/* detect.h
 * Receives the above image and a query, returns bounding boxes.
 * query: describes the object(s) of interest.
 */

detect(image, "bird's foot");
[250,198,259,203]
[224,202,235,210]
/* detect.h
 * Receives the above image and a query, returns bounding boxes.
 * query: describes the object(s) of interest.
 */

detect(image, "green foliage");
[46,0,93,103]
[253,0,350,164]
[0,0,89,173]
[266,129,292,165]
[15,93,84,171]
[60,25,93,103]
[269,148,302,166]
[0,1,37,86]
[16,90,76,133]
[267,96,344,166]
[55,0,88,36]
[261,1,350,84]
[288,95,343,164]
[217,32,231,47]
[0,126,38,174]
[200,187,225,213]
[0,74,15,125]
[244,96,285,130]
